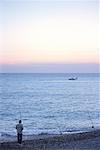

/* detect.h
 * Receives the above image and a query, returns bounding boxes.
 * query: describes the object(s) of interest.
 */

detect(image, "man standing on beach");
[16,120,23,144]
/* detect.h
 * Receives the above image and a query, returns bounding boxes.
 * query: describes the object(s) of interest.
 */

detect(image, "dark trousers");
[17,133,22,144]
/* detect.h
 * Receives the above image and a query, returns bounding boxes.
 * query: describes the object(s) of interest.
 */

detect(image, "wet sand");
[0,129,100,150]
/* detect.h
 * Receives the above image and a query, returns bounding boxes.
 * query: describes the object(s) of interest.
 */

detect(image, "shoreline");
[0,129,100,150]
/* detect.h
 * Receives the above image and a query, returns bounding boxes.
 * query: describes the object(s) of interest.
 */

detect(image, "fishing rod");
[53,114,76,150]
[53,115,62,135]
[86,99,94,129]
[87,110,94,129]
[18,97,22,120]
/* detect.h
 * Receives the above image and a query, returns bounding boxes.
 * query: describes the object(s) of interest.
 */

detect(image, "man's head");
[19,120,21,123]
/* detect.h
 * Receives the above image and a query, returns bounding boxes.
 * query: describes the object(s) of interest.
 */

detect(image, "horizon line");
[0,62,100,65]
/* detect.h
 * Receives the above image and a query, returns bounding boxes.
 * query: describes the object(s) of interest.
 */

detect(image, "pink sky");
[0,0,99,72]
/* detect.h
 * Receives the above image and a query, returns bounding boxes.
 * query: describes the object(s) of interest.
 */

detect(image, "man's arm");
[22,124,23,130]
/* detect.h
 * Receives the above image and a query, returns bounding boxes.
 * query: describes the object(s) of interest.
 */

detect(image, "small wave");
[63,129,81,133]
[0,132,16,138]
[39,132,50,135]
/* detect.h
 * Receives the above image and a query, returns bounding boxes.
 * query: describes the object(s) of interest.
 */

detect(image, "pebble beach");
[0,129,100,150]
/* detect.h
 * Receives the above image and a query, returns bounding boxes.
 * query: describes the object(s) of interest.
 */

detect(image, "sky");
[0,0,99,73]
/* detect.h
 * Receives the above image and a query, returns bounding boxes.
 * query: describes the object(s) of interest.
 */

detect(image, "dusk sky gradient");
[0,0,99,73]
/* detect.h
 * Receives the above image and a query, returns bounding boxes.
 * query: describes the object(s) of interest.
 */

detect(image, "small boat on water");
[68,77,78,80]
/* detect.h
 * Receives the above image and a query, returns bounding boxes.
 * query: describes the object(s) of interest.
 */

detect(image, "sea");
[0,73,100,139]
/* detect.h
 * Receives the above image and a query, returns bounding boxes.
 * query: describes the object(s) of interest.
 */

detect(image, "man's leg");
[17,133,20,143]
[19,134,22,144]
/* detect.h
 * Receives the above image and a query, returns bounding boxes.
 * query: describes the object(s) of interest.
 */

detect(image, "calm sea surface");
[0,73,100,137]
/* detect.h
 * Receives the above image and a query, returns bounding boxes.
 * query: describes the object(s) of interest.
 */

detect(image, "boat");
[68,77,78,80]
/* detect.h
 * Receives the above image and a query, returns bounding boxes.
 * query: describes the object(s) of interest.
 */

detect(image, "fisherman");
[16,120,23,144]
